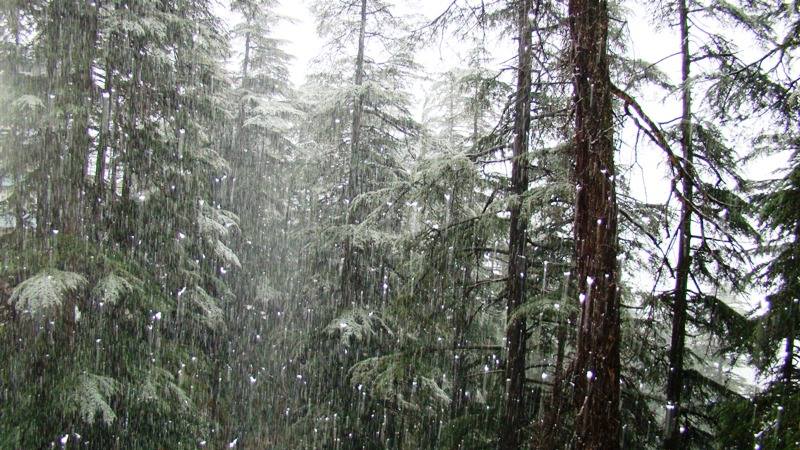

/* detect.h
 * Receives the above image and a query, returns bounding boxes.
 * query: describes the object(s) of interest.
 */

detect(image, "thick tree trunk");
[341,0,369,306]
[664,0,693,447]
[568,0,620,445]
[498,0,533,448]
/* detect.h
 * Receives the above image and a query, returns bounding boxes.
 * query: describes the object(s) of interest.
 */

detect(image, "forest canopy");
[0,0,798,448]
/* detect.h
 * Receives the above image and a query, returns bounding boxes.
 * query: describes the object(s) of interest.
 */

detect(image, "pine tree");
[0,1,238,446]
[499,0,533,447]
[723,3,800,446]
[271,1,420,446]
[376,60,510,448]
[3,1,799,448]
[210,1,300,443]
[617,0,771,445]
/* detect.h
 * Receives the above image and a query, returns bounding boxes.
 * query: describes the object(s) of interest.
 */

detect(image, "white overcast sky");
[221,0,781,212]
[225,0,777,220]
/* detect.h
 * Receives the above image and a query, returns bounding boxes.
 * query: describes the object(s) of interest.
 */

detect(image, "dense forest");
[0,0,798,448]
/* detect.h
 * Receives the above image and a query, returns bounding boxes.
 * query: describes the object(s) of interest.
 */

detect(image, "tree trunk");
[229,24,251,207]
[63,2,97,236]
[538,273,572,448]
[498,0,533,448]
[449,210,470,420]
[341,0,368,306]
[664,0,693,447]
[93,55,113,234]
[782,310,795,384]
[9,9,26,248]
[568,0,620,444]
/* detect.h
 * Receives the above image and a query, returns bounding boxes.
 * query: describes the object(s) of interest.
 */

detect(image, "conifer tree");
[3,1,800,448]
[270,1,420,446]
[625,0,770,445]
[0,1,237,446]
[568,0,620,446]
[499,0,533,447]
[713,3,800,446]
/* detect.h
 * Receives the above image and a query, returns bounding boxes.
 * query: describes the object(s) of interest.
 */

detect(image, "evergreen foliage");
[0,0,797,448]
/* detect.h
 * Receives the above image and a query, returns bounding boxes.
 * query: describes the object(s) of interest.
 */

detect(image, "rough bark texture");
[664,0,693,447]
[499,0,533,448]
[568,0,620,445]
[341,0,369,306]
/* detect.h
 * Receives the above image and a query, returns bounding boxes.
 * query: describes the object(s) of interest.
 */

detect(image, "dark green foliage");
[748,151,800,449]
[0,0,236,447]
[1,0,798,448]
[0,236,214,448]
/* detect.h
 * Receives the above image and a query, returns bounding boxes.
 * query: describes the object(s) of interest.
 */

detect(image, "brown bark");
[664,0,693,447]
[568,0,620,445]
[499,0,533,448]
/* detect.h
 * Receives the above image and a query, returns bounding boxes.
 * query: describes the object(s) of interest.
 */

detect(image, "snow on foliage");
[198,205,242,268]
[12,94,44,110]
[189,286,225,329]
[68,373,118,425]
[326,308,392,347]
[214,240,242,269]
[10,269,88,317]
[199,205,240,239]
[351,355,451,411]
[91,273,136,306]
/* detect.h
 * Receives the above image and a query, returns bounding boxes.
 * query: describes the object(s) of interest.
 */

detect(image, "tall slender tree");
[663,0,694,446]
[499,0,533,448]
[341,0,369,306]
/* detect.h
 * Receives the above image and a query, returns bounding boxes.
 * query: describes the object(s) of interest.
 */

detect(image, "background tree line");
[0,0,798,448]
